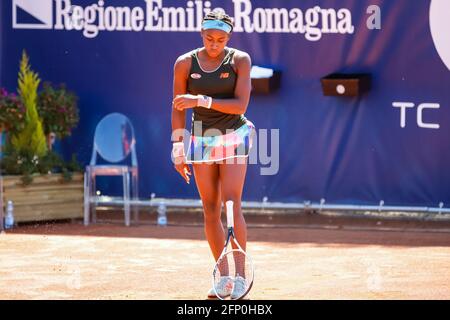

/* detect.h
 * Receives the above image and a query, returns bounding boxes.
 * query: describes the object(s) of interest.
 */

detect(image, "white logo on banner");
[12,0,53,29]
[430,0,450,71]
[11,0,357,40]
[393,102,440,130]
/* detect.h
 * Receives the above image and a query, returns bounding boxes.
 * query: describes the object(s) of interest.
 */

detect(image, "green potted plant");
[0,88,26,158]
[38,82,79,151]
[0,88,26,134]
[1,51,84,224]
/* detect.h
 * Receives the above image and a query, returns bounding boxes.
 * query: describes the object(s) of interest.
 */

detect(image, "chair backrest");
[90,113,137,166]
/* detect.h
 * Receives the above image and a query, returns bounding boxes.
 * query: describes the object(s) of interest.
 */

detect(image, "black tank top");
[187,47,247,136]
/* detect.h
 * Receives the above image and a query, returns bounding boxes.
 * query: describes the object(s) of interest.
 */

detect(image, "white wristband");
[197,95,212,109]
[172,142,185,158]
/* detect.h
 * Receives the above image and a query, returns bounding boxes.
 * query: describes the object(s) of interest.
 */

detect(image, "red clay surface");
[1,215,449,300]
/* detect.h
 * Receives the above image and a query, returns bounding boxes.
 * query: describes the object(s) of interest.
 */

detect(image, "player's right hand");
[174,156,191,184]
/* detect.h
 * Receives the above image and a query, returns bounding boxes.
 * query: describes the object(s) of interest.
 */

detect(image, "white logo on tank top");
[191,73,202,79]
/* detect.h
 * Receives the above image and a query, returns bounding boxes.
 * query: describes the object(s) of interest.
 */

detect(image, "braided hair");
[203,9,234,33]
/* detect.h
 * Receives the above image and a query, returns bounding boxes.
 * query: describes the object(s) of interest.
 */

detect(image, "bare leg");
[219,159,248,277]
[192,163,228,275]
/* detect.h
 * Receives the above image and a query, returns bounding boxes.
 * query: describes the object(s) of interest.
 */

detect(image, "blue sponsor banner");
[1,0,449,207]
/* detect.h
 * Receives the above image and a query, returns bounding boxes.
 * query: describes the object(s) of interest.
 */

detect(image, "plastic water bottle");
[5,201,15,229]
[157,203,167,227]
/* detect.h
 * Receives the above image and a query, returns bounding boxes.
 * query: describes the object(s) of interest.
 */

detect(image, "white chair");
[84,113,139,226]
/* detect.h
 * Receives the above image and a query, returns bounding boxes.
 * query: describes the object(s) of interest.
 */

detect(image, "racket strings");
[216,251,248,278]
[213,250,253,298]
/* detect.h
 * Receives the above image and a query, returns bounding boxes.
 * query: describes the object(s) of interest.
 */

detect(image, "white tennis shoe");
[230,275,248,299]
[208,276,233,298]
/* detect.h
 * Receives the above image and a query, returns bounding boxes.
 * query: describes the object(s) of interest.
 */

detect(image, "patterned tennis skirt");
[186,121,255,163]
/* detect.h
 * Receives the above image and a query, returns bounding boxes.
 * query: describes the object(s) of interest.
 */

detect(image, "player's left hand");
[173,94,198,111]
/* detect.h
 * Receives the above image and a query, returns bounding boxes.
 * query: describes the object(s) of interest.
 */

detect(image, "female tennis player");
[171,9,254,299]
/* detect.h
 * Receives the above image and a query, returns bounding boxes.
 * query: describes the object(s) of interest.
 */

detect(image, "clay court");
[1,211,449,300]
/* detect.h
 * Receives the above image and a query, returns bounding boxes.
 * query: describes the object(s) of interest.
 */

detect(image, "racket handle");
[226,200,234,228]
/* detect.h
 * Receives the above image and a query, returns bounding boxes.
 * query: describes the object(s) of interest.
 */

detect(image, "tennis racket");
[212,200,254,300]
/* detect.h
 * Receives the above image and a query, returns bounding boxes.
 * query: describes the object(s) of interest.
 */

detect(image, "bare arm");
[171,54,192,184]
[171,54,191,142]
[209,51,252,114]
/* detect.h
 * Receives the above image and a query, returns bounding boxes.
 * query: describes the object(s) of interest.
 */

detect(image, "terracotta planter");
[1,173,84,223]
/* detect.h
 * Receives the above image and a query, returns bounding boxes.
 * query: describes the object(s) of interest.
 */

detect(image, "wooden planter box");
[1,173,84,223]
